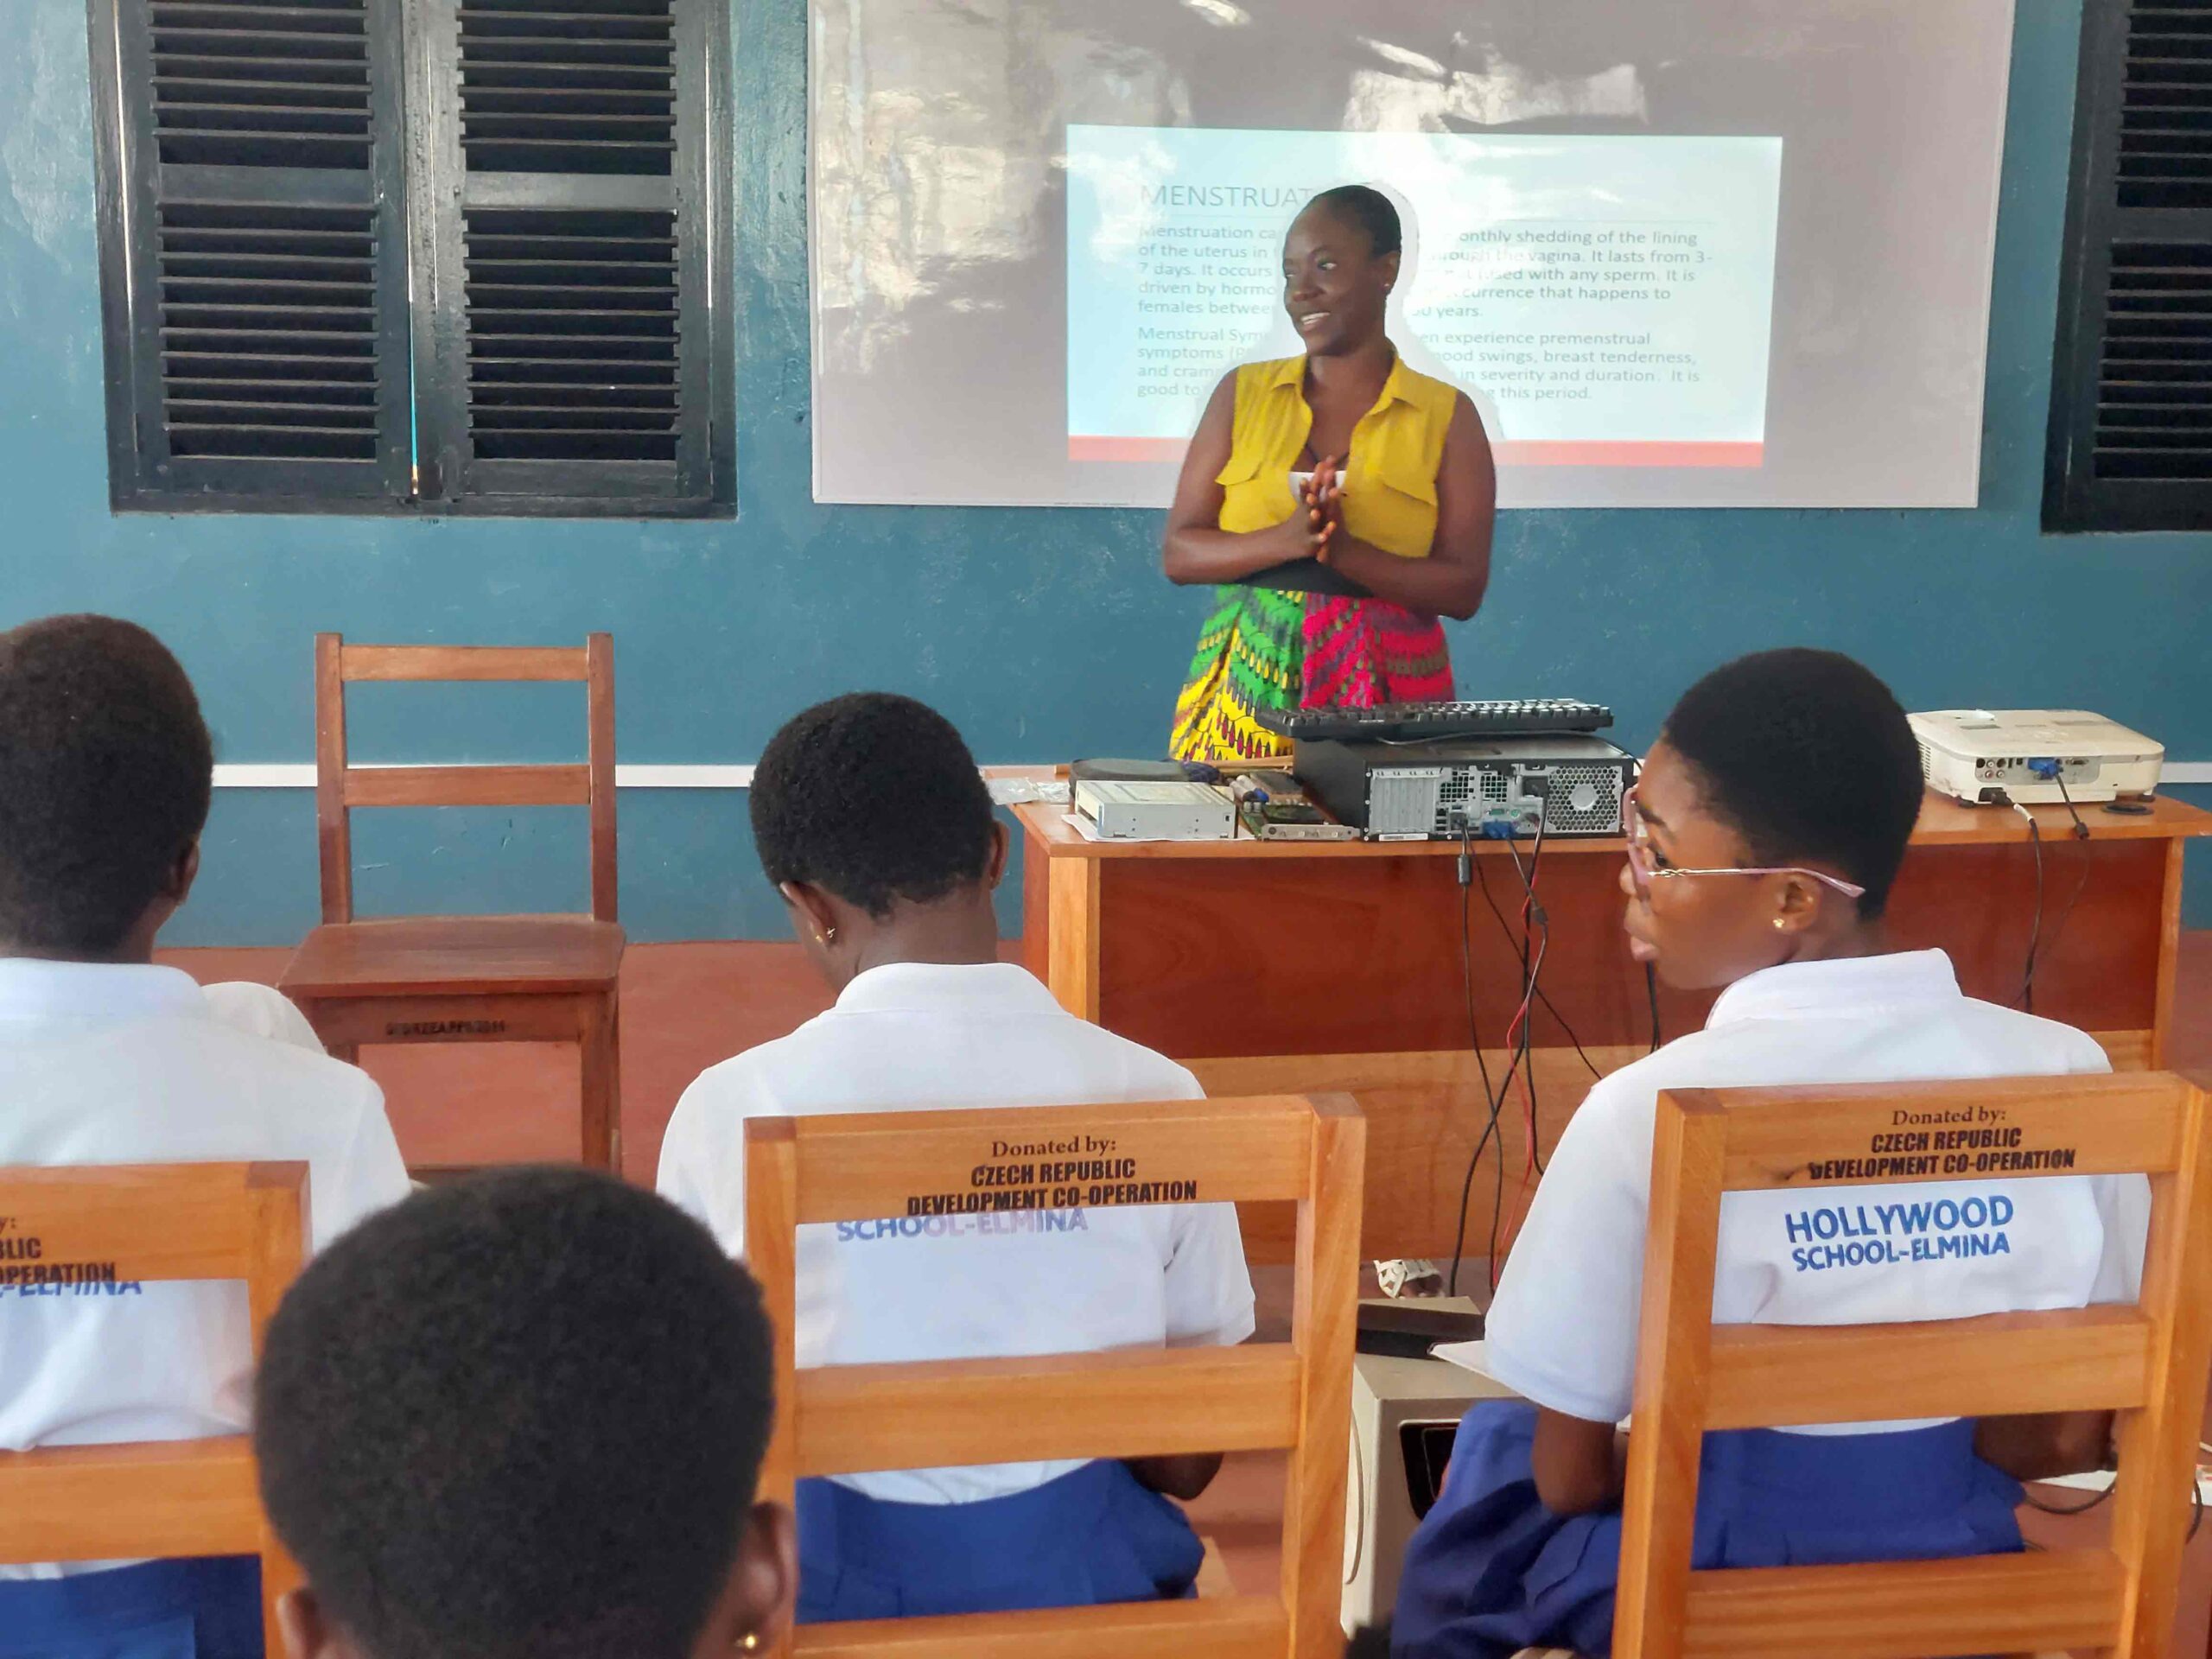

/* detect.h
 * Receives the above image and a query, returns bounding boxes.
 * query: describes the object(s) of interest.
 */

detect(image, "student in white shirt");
[1391,649,2145,1659]
[658,692,1255,1623]
[0,615,410,1659]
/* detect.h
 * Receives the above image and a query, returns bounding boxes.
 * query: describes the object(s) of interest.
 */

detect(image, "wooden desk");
[1016,794,2212,1263]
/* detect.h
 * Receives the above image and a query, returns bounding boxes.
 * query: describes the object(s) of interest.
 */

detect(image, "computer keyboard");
[1256,698,1615,743]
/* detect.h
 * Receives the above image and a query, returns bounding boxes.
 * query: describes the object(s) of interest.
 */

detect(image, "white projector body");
[1908,709,2164,805]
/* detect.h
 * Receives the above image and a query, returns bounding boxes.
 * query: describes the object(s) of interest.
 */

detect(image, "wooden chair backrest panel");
[794,1597,1287,1659]
[1612,1071,2212,1659]
[746,1093,1364,1659]
[314,632,617,924]
[0,1163,310,1656]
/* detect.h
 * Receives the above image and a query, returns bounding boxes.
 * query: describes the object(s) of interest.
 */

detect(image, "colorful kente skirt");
[1169,586,1455,762]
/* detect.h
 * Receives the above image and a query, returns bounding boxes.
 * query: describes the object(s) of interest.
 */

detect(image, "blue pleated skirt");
[796,1459,1204,1623]
[1391,1400,2024,1659]
[0,1557,261,1659]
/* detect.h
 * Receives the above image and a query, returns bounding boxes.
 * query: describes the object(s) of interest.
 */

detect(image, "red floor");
[163,931,2212,1646]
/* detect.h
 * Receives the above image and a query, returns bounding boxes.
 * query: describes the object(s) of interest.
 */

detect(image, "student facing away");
[254,1168,798,1659]
[658,692,1256,1621]
[1391,649,2146,1659]
[0,614,410,1658]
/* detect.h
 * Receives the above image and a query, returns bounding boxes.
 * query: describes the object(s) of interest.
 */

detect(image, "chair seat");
[279,915,625,998]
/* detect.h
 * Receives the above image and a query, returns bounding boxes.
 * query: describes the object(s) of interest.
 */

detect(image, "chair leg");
[579,990,620,1173]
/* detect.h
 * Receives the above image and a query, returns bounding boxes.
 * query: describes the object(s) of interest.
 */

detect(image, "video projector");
[1908,710,2163,806]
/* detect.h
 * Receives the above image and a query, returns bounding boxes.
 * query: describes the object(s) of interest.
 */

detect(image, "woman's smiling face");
[1283,201,1395,359]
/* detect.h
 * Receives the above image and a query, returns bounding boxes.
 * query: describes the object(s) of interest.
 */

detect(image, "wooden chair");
[1612,1071,2212,1659]
[0,1162,309,1657]
[745,1092,1364,1659]
[278,634,625,1169]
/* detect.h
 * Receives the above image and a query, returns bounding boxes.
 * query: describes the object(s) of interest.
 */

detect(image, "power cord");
[1997,782,2094,1015]
[1444,817,1550,1296]
[1644,963,1663,1053]
[2024,1461,2206,1542]
[1447,823,1505,1300]
[2021,1480,2111,1518]
[2054,772,2091,842]
[1489,821,1554,1281]
[1503,820,1550,1178]
[1474,854,1603,1081]
[1993,791,2045,1014]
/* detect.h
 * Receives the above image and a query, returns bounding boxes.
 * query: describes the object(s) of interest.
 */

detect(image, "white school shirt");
[657,961,1257,1504]
[1484,950,2147,1433]
[0,961,410,1576]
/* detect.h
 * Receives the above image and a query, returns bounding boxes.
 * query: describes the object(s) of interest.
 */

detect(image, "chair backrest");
[745,1092,1364,1659]
[0,1162,310,1659]
[313,632,617,925]
[1614,1071,2212,1659]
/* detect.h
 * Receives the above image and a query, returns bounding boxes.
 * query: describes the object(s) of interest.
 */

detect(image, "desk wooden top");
[1014,791,2212,861]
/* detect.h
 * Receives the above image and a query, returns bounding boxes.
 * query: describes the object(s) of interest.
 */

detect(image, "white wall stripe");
[209,761,2212,790]
[210,763,760,789]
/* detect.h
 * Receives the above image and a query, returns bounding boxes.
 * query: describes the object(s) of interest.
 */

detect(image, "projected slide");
[810,0,2015,508]
[1066,128,1783,470]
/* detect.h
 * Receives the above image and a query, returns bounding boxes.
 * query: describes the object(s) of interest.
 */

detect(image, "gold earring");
[739,1636,760,1653]
[821,926,838,947]
[1773,918,1788,930]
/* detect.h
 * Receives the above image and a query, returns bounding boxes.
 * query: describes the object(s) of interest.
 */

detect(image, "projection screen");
[808,0,2014,510]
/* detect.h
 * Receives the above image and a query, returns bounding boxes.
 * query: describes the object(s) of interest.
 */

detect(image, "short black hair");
[1660,648,1924,918]
[750,691,995,917]
[0,614,213,952]
[255,1169,775,1659]
[1305,184,1402,257]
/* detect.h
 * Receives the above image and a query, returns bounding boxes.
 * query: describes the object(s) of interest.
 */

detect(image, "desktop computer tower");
[1342,1346,1518,1631]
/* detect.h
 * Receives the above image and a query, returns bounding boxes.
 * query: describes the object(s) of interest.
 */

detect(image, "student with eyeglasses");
[1388,649,2146,1659]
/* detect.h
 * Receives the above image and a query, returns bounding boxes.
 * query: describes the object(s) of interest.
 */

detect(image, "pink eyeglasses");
[1621,785,1866,901]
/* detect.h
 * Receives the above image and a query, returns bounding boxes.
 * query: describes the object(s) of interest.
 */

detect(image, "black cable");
[1506,818,1550,1176]
[1483,825,1549,1283]
[2040,845,2095,988]
[1446,825,1505,1300]
[1457,829,1499,1112]
[1445,823,1548,1297]
[1487,923,1548,1291]
[2055,772,2091,842]
[1472,855,1603,1081]
[2022,1481,2111,1518]
[1644,963,1662,1053]
[2022,1470,2205,1541]
[2003,799,2044,1014]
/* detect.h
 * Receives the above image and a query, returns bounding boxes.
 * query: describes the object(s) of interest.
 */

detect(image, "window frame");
[2045,0,2212,535]
[86,0,736,520]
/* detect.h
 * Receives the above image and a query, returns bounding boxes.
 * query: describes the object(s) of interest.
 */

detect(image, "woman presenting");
[1165,185,1496,762]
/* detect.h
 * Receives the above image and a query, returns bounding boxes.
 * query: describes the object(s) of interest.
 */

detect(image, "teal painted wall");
[0,0,2205,946]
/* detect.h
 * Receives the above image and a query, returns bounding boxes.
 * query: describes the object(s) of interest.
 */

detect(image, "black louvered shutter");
[102,0,412,505]
[409,0,714,511]
[2049,1,2212,531]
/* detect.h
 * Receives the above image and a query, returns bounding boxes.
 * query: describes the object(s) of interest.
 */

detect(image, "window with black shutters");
[86,0,731,516]
[2048,0,2212,532]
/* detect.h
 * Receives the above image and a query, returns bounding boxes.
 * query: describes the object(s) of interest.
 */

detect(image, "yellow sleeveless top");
[1215,352,1459,558]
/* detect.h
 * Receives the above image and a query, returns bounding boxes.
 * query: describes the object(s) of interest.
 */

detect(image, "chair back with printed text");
[0,1162,309,1659]
[745,1092,1364,1659]
[1613,1071,2212,1659]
